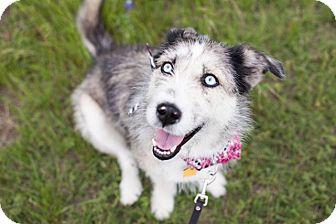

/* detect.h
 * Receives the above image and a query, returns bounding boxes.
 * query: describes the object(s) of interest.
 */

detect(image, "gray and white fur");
[72,0,285,220]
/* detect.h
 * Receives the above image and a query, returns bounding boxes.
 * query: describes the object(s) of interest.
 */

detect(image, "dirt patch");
[0,86,18,148]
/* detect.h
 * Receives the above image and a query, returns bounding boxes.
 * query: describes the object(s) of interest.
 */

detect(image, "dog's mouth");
[152,126,202,160]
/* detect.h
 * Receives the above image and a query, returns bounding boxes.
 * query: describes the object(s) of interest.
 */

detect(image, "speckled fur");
[72,0,285,220]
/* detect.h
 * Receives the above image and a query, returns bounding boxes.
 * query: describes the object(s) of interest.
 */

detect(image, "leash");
[188,166,217,224]
[189,197,206,224]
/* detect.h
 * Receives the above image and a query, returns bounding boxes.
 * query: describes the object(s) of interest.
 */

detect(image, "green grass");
[0,0,335,223]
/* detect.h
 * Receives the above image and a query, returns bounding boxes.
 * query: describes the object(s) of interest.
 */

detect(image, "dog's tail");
[76,0,113,57]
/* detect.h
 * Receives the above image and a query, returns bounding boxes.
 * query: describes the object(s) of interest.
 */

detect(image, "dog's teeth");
[152,139,157,147]
[170,145,177,153]
[163,151,167,155]
[153,145,174,157]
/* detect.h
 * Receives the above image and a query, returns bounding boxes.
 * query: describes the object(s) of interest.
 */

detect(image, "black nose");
[156,103,182,127]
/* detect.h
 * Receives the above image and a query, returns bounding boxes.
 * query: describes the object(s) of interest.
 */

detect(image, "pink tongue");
[154,129,184,150]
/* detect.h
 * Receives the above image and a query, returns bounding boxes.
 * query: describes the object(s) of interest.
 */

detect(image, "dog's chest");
[133,145,215,183]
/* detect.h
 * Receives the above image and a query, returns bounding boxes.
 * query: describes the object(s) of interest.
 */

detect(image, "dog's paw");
[151,194,174,220]
[119,175,143,205]
[207,174,227,198]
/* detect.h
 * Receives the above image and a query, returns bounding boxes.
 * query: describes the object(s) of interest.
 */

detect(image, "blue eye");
[161,62,174,75]
[201,73,219,87]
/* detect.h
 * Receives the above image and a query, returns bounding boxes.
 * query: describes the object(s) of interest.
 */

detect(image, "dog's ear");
[166,27,199,44]
[228,44,286,94]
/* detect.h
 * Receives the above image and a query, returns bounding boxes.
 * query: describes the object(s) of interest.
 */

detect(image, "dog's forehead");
[159,41,231,67]
[173,42,207,59]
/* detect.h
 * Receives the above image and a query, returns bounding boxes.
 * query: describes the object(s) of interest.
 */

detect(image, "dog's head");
[145,28,285,160]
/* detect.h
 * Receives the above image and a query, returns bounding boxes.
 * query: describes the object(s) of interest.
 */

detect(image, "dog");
[72,0,285,220]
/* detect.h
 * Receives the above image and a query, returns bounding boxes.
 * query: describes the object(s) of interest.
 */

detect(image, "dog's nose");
[156,103,181,126]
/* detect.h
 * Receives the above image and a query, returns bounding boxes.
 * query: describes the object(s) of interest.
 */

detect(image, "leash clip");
[193,167,217,207]
[194,193,208,207]
[189,166,218,224]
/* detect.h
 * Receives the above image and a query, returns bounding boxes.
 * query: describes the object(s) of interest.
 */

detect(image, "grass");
[0,0,335,223]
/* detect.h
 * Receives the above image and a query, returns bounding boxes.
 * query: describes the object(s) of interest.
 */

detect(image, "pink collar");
[183,135,242,171]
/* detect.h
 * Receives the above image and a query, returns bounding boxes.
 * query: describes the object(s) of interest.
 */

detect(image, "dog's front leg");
[150,177,176,220]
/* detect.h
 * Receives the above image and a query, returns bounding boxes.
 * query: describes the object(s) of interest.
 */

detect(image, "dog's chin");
[152,125,203,160]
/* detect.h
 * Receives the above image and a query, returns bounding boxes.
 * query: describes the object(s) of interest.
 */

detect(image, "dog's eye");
[201,74,219,87]
[161,62,174,75]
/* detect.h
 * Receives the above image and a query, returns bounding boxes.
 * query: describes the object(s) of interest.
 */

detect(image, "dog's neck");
[182,134,242,171]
